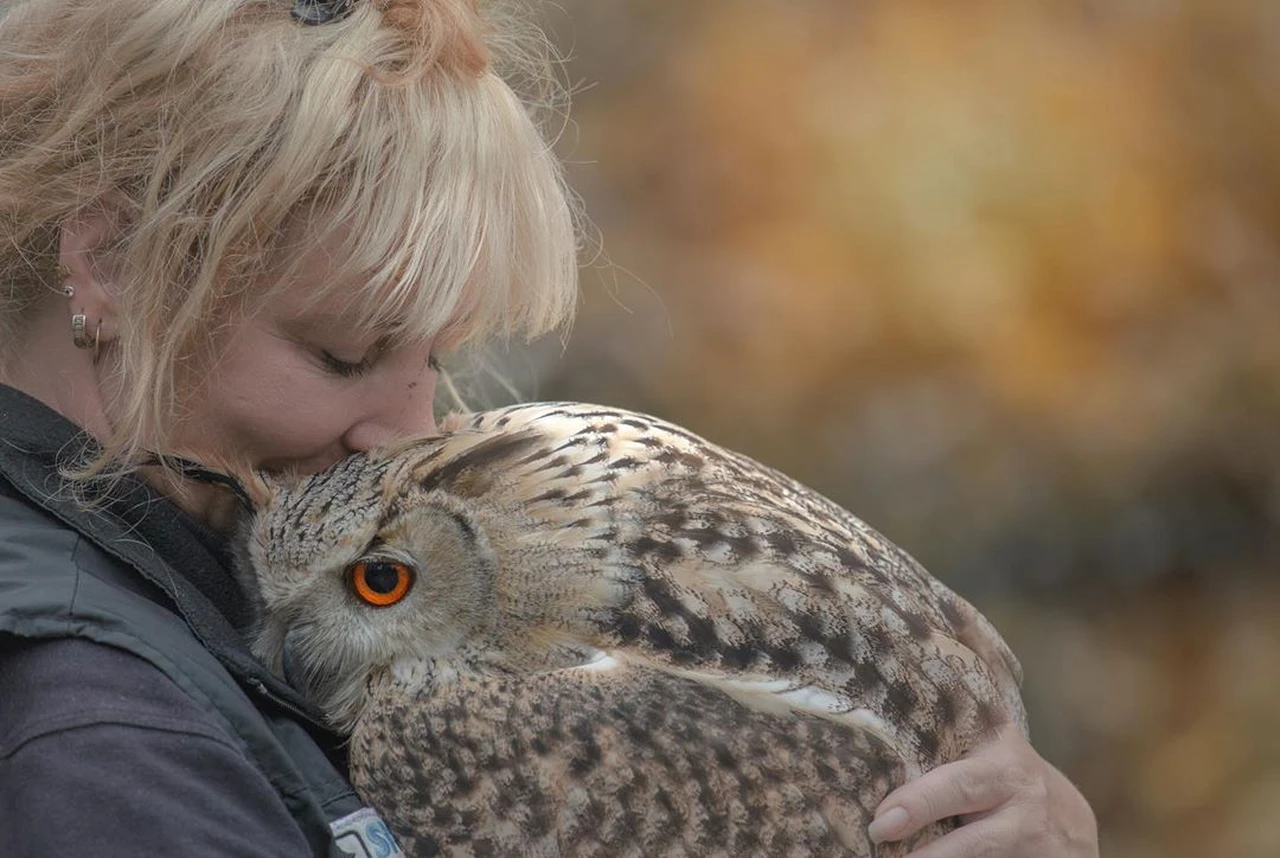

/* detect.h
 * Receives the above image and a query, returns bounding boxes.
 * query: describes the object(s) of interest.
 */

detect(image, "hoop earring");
[93,319,102,363]
[72,313,91,349]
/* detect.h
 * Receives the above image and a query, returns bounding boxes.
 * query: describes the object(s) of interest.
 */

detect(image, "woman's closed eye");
[316,334,393,378]
[320,342,443,379]
[320,349,374,378]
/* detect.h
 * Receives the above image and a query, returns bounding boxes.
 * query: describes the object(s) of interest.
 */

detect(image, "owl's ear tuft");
[439,410,472,433]
[412,428,544,498]
[150,453,270,512]
[241,469,280,510]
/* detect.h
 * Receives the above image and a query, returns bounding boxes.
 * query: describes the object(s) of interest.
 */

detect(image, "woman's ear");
[57,193,134,349]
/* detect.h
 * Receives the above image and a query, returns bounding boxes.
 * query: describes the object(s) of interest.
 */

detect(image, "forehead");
[251,457,395,594]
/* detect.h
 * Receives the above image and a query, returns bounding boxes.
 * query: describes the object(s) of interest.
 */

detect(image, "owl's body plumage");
[242,402,1026,857]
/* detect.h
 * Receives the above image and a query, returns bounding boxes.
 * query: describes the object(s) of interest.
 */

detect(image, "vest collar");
[0,383,340,746]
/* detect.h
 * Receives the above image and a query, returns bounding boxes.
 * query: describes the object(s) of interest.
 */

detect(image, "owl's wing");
[434,402,1022,733]
[717,452,1025,706]
[600,483,1026,775]
[351,654,947,858]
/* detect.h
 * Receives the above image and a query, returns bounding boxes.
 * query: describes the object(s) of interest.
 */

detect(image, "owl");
[238,402,1027,858]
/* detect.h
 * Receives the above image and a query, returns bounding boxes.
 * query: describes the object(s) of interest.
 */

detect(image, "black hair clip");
[291,0,356,25]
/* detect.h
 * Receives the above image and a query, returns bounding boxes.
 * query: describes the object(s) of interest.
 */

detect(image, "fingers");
[868,754,1019,843]
[893,815,1018,858]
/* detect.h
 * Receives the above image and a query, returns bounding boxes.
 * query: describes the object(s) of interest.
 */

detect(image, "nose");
[341,352,440,452]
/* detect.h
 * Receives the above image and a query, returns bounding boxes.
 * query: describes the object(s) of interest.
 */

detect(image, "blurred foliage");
[507,1,1280,855]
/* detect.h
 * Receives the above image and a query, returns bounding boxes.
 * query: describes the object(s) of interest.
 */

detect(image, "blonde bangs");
[262,15,578,353]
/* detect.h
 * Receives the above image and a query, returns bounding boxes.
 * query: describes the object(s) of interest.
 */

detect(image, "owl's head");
[238,434,516,732]
[236,408,633,732]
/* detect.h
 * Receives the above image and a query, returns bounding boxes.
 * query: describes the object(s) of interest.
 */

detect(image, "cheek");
[187,352,350,465]
[225,379,354,455]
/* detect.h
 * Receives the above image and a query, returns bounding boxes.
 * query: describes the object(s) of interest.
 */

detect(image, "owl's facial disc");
[277,554,420,718]
[259,489,499,731]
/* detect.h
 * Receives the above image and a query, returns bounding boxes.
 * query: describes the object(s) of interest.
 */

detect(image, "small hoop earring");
[93,319,102,363]
[72,313,91,349]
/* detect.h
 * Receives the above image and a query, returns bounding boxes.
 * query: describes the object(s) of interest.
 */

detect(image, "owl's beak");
[281,630,310,698]
[280,627,345,719]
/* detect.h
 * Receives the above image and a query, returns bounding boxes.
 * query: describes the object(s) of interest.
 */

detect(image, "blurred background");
[484,2,1280,855]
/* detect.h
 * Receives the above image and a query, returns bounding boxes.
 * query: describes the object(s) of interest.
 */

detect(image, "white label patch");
[330,807,405,858]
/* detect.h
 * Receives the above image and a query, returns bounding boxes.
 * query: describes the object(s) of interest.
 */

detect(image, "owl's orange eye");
[348,559,414,607]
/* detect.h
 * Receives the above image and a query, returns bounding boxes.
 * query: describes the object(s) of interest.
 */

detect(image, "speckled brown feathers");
[241,402,1028,857]
[354,664,937,857]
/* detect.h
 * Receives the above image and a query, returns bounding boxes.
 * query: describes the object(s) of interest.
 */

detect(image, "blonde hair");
[0,0,578,474]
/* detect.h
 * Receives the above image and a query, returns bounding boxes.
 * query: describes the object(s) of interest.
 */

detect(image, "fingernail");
[868,806,909,844]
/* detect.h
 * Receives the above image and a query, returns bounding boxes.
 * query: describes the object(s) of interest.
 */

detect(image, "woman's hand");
[867,728,1099,858]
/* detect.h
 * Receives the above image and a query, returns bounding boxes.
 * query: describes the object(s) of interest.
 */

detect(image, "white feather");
[567,649,623,673]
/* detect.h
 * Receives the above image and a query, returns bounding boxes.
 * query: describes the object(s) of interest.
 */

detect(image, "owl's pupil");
[363,563,400,594]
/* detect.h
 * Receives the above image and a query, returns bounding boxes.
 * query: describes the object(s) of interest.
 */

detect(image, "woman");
[0,0,1095,855]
